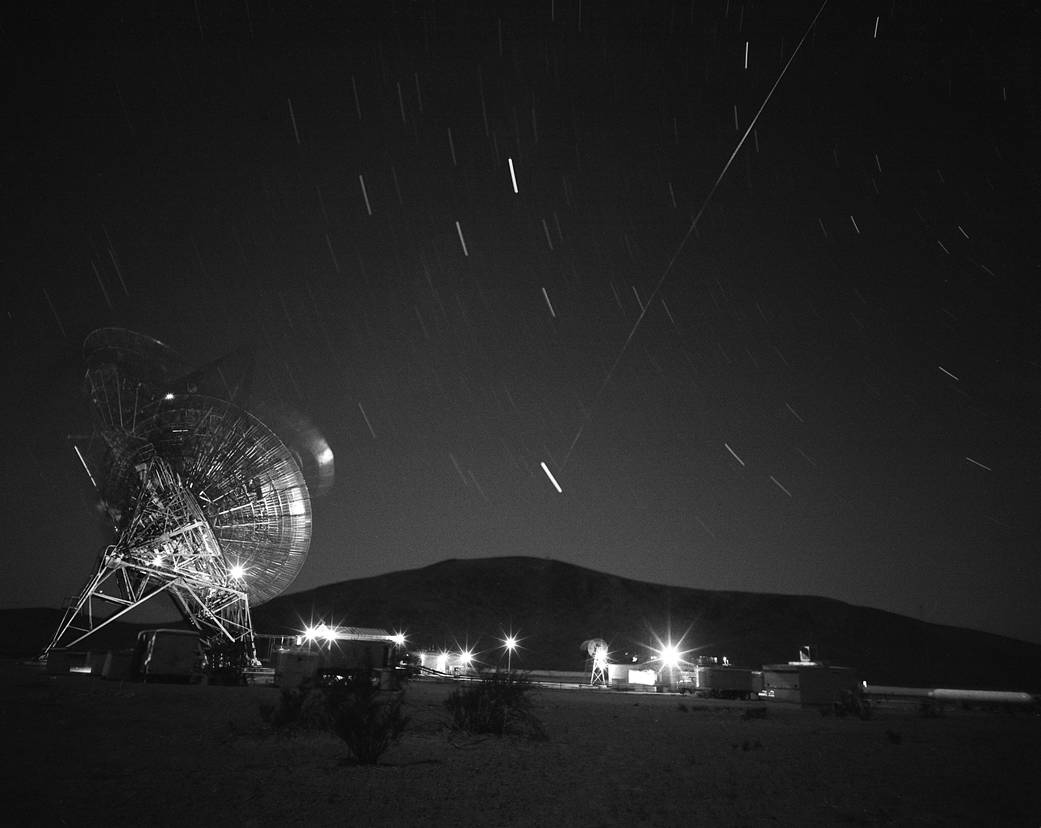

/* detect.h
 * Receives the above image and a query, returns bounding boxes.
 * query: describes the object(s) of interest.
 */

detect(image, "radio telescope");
[43,328,317,667]
[582,638,610,685]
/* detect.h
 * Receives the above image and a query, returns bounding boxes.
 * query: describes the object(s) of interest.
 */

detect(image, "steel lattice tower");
[43,329,316,668]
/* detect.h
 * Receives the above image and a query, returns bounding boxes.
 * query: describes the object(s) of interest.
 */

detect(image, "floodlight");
[659,643,681,670]
[502,633,520,671]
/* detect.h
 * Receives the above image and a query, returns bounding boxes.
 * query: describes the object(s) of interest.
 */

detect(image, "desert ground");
[3,660,1039,826]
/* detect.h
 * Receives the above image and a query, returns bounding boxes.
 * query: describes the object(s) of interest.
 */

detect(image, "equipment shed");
[761,663,859,707]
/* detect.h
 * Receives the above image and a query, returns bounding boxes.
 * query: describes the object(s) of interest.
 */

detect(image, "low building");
[263,626,395,689]
[761,662,859,707]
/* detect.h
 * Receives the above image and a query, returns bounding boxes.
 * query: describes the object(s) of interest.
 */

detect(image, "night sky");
[4,1,1039,644]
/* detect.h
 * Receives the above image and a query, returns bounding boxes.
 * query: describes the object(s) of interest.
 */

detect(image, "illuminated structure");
[583,638,610,685]
[43,329,320,669]
[502,634,518,672]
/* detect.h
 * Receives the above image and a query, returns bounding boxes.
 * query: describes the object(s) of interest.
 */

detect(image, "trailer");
[761,662,860,708]
[135,629,204,682]
[680,666,762,699]
[273,628,397,690]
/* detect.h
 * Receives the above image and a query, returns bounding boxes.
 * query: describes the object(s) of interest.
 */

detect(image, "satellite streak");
[559,0,831,471]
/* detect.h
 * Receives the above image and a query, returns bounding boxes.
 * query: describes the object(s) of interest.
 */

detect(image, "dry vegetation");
[4,661,1039,826]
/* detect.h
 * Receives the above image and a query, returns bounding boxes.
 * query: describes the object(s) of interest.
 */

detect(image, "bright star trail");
[540,462,563,494]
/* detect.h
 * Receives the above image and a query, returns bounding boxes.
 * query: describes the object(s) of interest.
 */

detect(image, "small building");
[681,665,763,699]
[135,629,204,681]
[603,663,670,692]
[264,626,395,689]
[414,650,473,676]
[761,662,859,707]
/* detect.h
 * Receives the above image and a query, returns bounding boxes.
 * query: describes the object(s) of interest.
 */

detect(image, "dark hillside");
[0,608,188,658]
[253,557,1041,692]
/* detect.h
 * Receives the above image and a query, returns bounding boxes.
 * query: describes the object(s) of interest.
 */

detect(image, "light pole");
[503,635,518,673]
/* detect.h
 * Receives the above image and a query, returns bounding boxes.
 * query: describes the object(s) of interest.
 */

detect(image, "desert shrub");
[260,676,409,764]
[444,672,545,739]
[330,681,410,765]
[259,685,310,728]
[258,680,341,731]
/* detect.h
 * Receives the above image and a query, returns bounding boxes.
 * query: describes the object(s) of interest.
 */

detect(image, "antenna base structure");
[44,457,257,664]
[583,638,609,686]
[43,329,314,673]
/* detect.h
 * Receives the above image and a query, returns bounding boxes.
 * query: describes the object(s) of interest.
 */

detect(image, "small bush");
[444,672,545,739]
[260,675,410,764]
[260,680,345,730]
[260,685,312,728]
[330,681,410,765]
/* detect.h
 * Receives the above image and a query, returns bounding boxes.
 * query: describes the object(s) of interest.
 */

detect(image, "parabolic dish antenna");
[582,638,610,686]
[44,328,318,666]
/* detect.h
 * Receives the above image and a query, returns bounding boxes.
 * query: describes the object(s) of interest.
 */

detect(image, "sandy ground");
[3,661,1039,826]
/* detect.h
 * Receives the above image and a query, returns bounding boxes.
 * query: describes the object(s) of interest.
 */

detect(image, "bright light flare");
[229,564,246,580]
[646,624,698,674]
[503,636,518,652]
[304,622,335,642]
[658,643,681,670]
[459,648,474,667]
[390,631,407,648]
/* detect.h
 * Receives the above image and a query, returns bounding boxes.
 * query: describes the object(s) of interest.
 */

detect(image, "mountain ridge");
[255,556,1040,691]
[8,557,1037,692]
